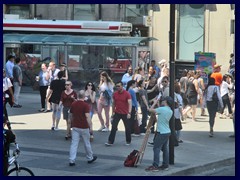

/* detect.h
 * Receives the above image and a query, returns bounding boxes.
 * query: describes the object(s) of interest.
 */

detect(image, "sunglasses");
[115,85,121,87]
[87,84,93,86]
[162,81,168,83]
[65,84,71,86]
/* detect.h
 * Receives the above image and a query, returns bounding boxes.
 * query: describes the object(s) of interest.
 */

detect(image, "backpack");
[212,87,219,102]
[124,150,139,167]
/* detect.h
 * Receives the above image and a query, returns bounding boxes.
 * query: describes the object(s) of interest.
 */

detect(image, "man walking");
[105,81,132,146]
[5,55,15,91]
[211,64,223,87]
[69,90,97,166]
[146,96,173,172]
[12,57,23,108]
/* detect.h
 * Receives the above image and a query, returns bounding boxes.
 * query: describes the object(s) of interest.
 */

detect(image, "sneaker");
[51,127,55,131]
[145,166,159,172]
[132,134,140,137]
[54,127,59,131]
[69,162,75,166]
[148,142,154,146]
[13,104,22,108]
[209,132,214,137]
[102,127,109,132]
[178,140,183,143]
[90,135,94,142]
[44,109,51,113]
[88,156,97,164]
[105,142,113,146]
[38,108,45,112]
[229,134,235,138]
[98,126,105,131]
[159,165,169,171]
[125,142,131,146]
[140,133,146,136]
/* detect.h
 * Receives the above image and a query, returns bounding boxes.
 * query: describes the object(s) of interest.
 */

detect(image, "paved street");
[6,90,235,176]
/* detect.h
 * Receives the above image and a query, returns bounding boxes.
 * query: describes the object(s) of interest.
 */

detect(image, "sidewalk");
[7,92,235,176]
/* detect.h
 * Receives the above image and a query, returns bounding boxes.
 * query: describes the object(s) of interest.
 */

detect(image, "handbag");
[212,87,219,103]
[212,87,223,113]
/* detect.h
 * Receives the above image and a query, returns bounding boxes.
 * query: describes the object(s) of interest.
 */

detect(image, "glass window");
[73,4,96,20]
[126,4,148,18]
[177,4,205,62]
[5,4,30,19]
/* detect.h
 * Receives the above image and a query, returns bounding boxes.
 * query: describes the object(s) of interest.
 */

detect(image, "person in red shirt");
[105,81,132,146]
[59,81,77,140]
[69,90,97,166]
[211,64,223,87]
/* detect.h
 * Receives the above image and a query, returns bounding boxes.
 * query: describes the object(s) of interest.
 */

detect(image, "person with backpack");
[97,71,114,132]
[204,77,223,137]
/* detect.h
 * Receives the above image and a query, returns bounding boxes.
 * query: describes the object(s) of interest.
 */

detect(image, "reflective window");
[126,4,149,18]
[74,4,96,20]
[5,4,30,19]
[177,4,205,62]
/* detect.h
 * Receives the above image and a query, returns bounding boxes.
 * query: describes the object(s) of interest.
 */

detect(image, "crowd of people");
[3,54,235,172]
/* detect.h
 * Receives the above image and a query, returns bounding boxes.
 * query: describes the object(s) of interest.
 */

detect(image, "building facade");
[3,4,235,80]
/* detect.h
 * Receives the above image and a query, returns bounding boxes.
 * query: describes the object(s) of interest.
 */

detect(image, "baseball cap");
[161,96,174,106]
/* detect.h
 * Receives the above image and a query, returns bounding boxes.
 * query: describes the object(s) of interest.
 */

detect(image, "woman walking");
[220,74,233,118]
[85,81,97,141]
[59,81,77,140]
[182,72,199,122]
[37,63,50,112]
[204,77,223,137]
[97,71,114,132]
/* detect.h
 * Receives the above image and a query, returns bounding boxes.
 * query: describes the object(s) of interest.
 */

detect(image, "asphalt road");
[195,164,235,176]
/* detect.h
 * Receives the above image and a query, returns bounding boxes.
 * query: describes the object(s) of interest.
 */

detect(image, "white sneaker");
[102,127,109,132]
[140,133,145,136]
[125,143,131,146]
[98,126,105,131]
[132,134,140,137]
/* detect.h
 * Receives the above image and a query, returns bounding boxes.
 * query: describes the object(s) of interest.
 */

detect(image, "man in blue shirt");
[121,66,133,89]
[5,55,15,82]
[146,96,173,172]
[150,60,160,79]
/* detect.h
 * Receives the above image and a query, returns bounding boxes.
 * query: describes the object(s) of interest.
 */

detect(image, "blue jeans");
[108,113,131,144]
[153,132,170,167]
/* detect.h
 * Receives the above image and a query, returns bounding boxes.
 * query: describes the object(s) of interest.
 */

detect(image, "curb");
[169,157,235,176]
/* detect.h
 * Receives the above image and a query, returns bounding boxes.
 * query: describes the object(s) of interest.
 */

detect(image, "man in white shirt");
[121,66,133,89]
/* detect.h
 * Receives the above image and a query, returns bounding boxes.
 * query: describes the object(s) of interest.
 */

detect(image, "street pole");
[169,4,175,165]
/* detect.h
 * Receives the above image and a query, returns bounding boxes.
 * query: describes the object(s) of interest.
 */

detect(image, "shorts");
[63,106,70,120]
[52,103,62,120]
